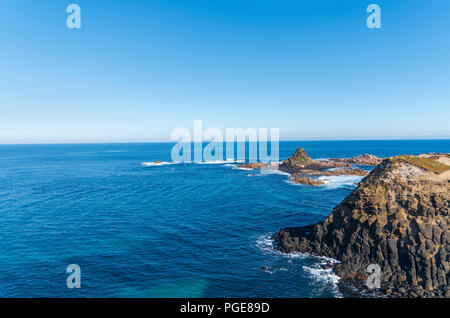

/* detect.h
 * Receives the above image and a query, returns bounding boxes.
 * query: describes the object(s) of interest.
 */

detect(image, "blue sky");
[0,0,449,143]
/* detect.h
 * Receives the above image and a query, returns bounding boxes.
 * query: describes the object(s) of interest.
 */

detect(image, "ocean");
[0,140,449,298]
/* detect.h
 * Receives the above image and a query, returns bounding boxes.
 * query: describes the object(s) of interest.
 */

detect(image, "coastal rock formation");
[279,147,370,185]
[279,147,316,172]
[274,153,450,297]
[237,162,268,169]
[293,168,368,177]
[292,176,325,186]
[315,161,351,168]
[329,154,384,166]
[278,147,371,173]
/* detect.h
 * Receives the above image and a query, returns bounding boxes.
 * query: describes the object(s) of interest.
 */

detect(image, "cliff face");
[274,154,450,297]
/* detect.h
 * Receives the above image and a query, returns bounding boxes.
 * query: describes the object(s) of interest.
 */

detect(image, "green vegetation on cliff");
[287,147,315,167]
[390,155,450,174]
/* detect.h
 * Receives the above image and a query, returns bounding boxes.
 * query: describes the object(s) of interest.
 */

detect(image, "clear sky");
[1,0,449,143]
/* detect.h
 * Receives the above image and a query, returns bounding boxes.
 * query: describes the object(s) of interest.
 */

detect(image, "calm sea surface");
[0,140,449,297]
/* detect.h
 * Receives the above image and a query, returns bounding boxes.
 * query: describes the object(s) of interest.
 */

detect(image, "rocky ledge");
[329,154,384,166]
[274,153,450,297]
[237,162,268,169]
[292,176,325,186]
[293,168,368,177]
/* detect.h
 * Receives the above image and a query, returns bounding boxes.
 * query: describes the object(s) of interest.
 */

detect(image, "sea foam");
[317,175,363,188]
[197,159,238,165]
[142,161,176,167]
[256,234,342,297]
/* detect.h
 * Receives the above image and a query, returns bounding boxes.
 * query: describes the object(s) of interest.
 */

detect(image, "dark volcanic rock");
[237,162,268,169]
[274,153,450,297]
[292,176,325,186]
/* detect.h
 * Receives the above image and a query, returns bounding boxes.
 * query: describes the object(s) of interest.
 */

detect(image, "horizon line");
[1,137,450,146]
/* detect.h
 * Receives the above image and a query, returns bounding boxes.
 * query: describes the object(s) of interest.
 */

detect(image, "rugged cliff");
[274,153,450,297]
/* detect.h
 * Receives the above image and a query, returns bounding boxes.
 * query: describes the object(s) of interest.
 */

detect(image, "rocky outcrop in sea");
[279,147,349,173]
[278,147,371,185]
[291,176,325,186]
[237,162,268,169]
[274,153,450,298]
[329,154,383,166]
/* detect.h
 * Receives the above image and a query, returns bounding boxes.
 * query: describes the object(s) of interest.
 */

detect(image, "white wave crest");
[142,161,176,167]
[260,168,290,176]
[197,159,237,165]
[256,234,342,297]
[302,256,342,297]
[232,166,253,171]
[256,235,275,253]
[317,175,363,188]
[256,234,308,259]
[302,264,341,286]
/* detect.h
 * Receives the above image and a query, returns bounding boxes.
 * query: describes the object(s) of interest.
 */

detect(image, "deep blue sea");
[0,140,449,298]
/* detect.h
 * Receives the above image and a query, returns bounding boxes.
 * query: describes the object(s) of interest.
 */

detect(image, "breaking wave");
[317,175,363,189]
[142,161,177,167]
[256,234,342,297]
[197,159,240,165]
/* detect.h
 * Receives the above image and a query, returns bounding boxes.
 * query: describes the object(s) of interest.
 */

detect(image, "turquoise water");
[0,140,449,297]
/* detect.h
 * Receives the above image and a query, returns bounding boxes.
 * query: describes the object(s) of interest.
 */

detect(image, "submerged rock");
[274,153,450,297]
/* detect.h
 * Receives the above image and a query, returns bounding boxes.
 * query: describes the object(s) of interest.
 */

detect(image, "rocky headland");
[278,147,371,186]
[234,147,377,186]
[273,153,450,298]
